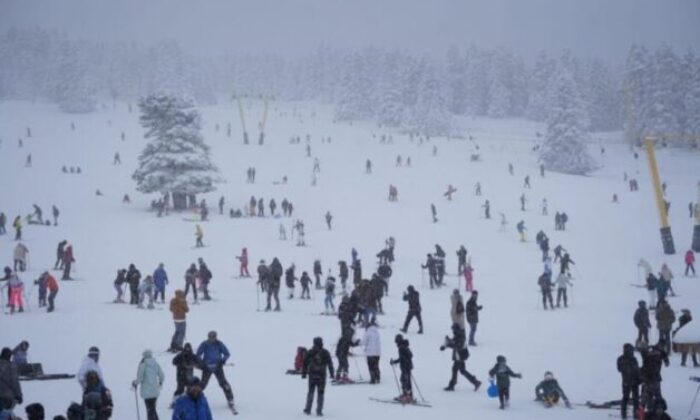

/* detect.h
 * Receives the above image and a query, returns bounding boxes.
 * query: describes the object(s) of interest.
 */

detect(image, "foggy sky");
[2,0,699,61]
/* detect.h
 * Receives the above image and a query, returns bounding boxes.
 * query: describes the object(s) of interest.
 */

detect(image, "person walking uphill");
[132,349,164,420]
[302,337,334,416]
[196,331,235,410]
[169,290,189,352]
[400,285,423,334]
[441,323,481,392]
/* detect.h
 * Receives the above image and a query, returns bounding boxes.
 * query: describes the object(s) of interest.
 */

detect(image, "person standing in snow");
[422,254,438,289]
[441,323,481,392]
[0,347,22,417]
[236,248,250,278]
[465,291,482,346]
[44,271,58,312]
[338,261,349,291]
[456,246,468,275]
[77,347,104,390]
[554,272,573,308]
[127,264,142,305]
[266,258,282,311]
[559,252,574,275]
[195,225,204,248]
[197,258,212,301]
[299,271,312,300]
[138,275,156,309]
[325,211,332,230]
[655,299,675,354]
[334,327,359,382]
[153,263,168,303]
[431,204,438,223]
[171,343,202,405]
[0,212,6,235]
[617,343,641,420]
[196,331,235,409]
[362,318,381,384]
[488,355,522,410]
[12,215,22,240]
[13,242,28,272]
[685,249,696,276]
[516,221,526,242]
[541,198,548,215]
[61,243,75,280]
[634,300,652,346]
[169,290,188,353]
[450,290,466,331]
[324,275,336,314]
[54,240,67,270]
[52,205,59,226]
[659,263,676,297]
[538,273,554,310]
[302,337,334,416]
[285,264,297,299]
[8,273,24,314]
[132,349,164,420]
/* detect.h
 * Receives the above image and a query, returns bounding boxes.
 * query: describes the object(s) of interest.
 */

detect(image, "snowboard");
[369,397,431,407]
[331,379,370,385]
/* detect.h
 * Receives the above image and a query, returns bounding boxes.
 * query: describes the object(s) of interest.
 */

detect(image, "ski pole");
[390,363,402,396]
[410,373,426,403]
[256,282,260,312]
[352,354,364,381]
[133,385,141,420]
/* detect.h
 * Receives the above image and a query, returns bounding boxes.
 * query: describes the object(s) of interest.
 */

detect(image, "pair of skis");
[369,397,431,408]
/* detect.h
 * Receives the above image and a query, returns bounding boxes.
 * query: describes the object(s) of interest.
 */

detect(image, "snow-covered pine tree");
[539,65,597,175]
[376,51,406,127]
[445,46,469,115]
[583,58,622,132]
[646,45,683,141]
[54,40,97,113]
[623,45,653,144]
[132,94,222,210]
[526,52,556,121]
[683,51,700,148]
[410,62,451,136]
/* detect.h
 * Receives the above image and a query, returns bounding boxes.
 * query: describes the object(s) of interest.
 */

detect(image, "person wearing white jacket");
[133,349,165,420]
[554,273,574,308]
[362,319,381,384]
[77,347,104,390]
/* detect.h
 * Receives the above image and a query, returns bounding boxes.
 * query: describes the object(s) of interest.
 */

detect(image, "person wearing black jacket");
[639,342,669,412]
[538,273,554,310]
[127,264,142,305]
[338,261,349,291]
[267,258,282,311]
[456,246,467,275]
[54,240,67,270]
[184,264,198,303]
[257,260,269,292]
[422,254,438,289]
[197,258,212,301]
[351,260,362,288]
[441,323,481,391]
[302,337,334,416]
[299,272,312,300]
[313,260,323,290]
[617,343,640,419]
[171,343,202,406]
[466,291,482,346]
[400,286,423,334]
[0,347,22,416]
[390,334,414,403]
[634,301,651,346]
[285,265,297,299]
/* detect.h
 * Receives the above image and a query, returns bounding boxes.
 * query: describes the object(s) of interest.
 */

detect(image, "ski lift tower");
[644,137,675,254]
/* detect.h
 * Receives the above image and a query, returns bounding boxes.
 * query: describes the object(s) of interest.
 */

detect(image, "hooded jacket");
[135,350,164,399]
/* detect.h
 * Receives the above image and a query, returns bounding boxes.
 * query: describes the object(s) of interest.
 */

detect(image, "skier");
[655,299,675,354]
[520,194,526,211]
[313,157,320,173]
[639,341,669,412]
[499,213,507,232]
[196,331,235,410]
[266,258,282,311]
[541,198,548,215]
[153,263,168,303]
[617,343,641,420]
[540,164,545,177]
[400,285,423,334]
[524,175,531,189]
[516,220,526,242]
[508,163,514,175]
[279,223,287,240]
[396,155,402,167]
[301,337,334,416]
[218,196,224,215]
[554,272,573,308]
[645,271,658,309]
[113,269,126,303]
[324,274,336,314]
[554,212,562,230]
[464,262,474,292]
[538,273,554,310]
[44,271,58,312]
[450,289,466,331]
[456,246,467,275]
[12,242,28,272]
[52,205,59,226]
[61,243,75,280]
[184,264,198,303]
[113,152,121,165]
[77,347,104,391]
[281,264,297,300]
[299,271,312,300]
[269,199,276,216]
[362,318,381,384]
[488,355,522,409]
[674,309,698,367]
[365,159,372,174]
[258,197,265,217]
[122,264,140,305]
[445,184,457,200]
[132,349,164,420]
[13,215,21,240]
[257,260,269,292]
[466,291,482,346]
[172,377,212,419]
[441,323,481,392]
[325,211,332,230]
[481,199,491,219]
[32,204,43,224]
[685,249,696,276]
[169,290,189,353]
[560,212,569,230]
[249,196,256,217]
[534,371,571,408]
[195,224,204,248]
[237,248,250,277]
[431,203,437,223]
[54,240,67,270]
[475,182,481,196]
[390,334,414,403]
[351,259,362,288]
[197,258,212,301]
[634,300,652,346]
[137,275,156,309]
[559,252,574,275]
[8,272,24,314]
[0,212,5,235]
[171,344,202,405]
[338,261,349,291]
[659,263,675,297]
[335,328,359,382]
[422,254,438,289]
[313,260,323,290]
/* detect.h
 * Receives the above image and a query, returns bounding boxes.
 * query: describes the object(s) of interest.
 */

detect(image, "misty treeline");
[0,28,698,145]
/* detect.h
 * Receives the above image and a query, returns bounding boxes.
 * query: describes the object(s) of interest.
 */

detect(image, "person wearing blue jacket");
[153,264,169,303]
[196,331,234,409]
[172,377,212,420]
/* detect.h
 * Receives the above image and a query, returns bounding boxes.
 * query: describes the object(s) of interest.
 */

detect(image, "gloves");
[16,395,22,405]
[131,380,138,389]
[439,346,445,351]
[301,372,306,379]
[390,359,397,365]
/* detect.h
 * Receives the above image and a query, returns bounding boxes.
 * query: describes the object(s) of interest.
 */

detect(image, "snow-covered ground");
[1,99,699,419]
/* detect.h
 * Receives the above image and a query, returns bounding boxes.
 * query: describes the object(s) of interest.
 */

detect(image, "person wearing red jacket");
[46,273,58,312]
[237,248,250,277]
[686,250,696,276]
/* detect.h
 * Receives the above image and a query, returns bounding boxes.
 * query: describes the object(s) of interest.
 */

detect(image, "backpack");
[294,347,307,372]
[308,350,325,375]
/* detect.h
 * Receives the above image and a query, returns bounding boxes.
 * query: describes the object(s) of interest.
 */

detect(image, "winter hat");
[638,300,646,307]
[88,346,100,360]
[394,334,404,344]
[0,348,11,360]
[188,377,202,387]
[142,349,153,358]
[313,337,323,348]
[25,402,45,420]
[183,343,192,352]
[544,371,554,380]
[496,355,506,363]
[208,331,217,339]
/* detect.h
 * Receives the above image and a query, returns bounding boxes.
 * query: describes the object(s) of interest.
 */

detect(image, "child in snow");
[535,371,571,408]
[488,355,522,409]
[390,334,414,403]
